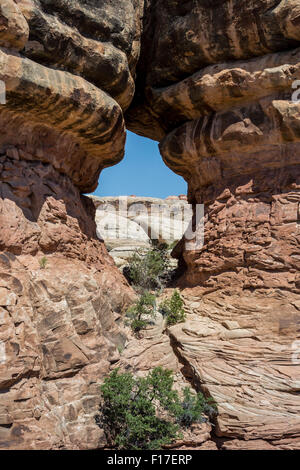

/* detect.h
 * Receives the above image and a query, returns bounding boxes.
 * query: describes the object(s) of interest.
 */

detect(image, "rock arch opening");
[91,131,189,270]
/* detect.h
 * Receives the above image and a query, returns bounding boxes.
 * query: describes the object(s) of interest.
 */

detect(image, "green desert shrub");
[159,290,186,326]
[99,367,180,450]
[176,388,217,427]
[39,256,48,269]
[125,243,171,293]
[98,367,216,450]
[126,291,156,334]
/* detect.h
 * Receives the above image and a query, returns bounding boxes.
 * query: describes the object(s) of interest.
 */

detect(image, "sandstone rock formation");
[1,0,300,450]
[125,0,300,450]
[169,293,300,449]
[91,195,191,268]
[0,0,138,449]
[0,151,134,450]
[118,290,300,449]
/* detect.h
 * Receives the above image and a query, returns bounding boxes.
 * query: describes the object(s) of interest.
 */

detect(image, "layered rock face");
[0,0,138,449]
[1,0,300,450]
[0,151,133,449]
[125,0,300,449]
[0,0,145,192]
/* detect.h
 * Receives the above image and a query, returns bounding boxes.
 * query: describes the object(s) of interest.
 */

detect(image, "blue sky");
[93,131,187,198]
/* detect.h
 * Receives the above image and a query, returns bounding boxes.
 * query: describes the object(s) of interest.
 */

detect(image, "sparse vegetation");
[98,367,216,450]
[159,290,186,326]
[39,256,48,269]
[176,387,217,427]
[125,243,171,293]
[126,291,156,335]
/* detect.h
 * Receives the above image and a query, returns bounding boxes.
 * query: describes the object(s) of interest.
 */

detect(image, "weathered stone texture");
[168,292,300,449]
[125,0,300,450]
[0,45,125,193]
[20,0,143,110]
[1,0,300,451]
[127,0,300,138]
[0,256,129,450]
[0,151,133,449]
[0,0,29,50]
[0,1,144,449]
[0,0,145,192]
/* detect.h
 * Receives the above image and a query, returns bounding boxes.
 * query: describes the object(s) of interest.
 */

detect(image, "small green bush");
[159,290,186,326]
[176,388,217,427]
[126,244,171,293]
[126,291,156,334]
[99,367,181,450]
[39,256,48,269]
[98,367,216,450]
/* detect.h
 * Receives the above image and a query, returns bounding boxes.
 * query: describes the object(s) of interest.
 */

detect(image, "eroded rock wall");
[126,0,300,449]
[1,0,300,450]
[0,150,133,449]
[0,0,139,449]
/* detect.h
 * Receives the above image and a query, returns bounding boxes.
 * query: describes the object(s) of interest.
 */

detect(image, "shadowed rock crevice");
[167,331,225,450]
